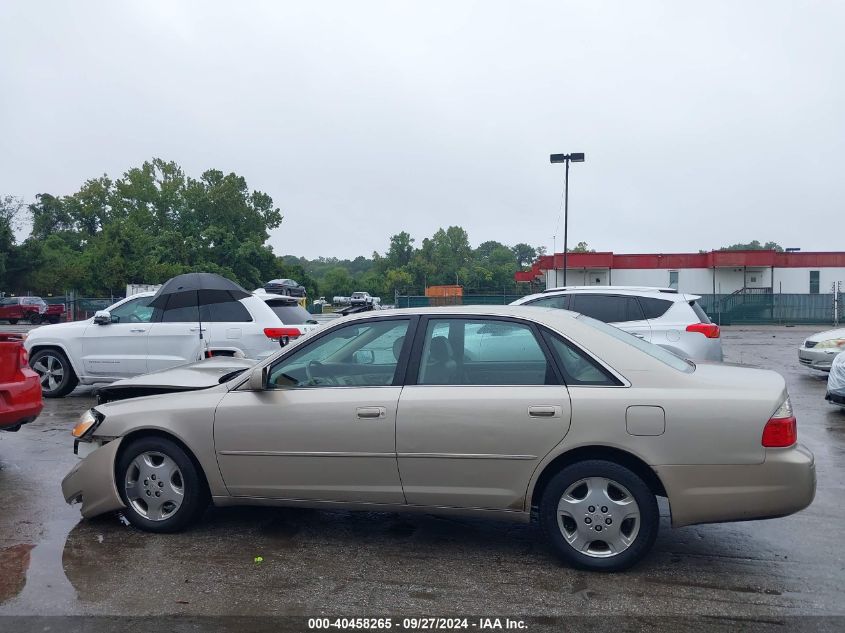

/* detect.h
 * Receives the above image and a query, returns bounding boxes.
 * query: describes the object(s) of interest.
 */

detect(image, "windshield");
[268,303,314,324]
[576,314,695,373]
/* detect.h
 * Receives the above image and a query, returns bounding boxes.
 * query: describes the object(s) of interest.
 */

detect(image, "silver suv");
[511,286,722,362]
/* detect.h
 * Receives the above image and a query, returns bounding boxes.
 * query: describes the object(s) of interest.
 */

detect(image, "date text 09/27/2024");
[307,618,528,631]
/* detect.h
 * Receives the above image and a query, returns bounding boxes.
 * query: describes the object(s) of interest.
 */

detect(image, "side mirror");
[93,310,112,325]
[248,366,267,391]
[353,349,375,365]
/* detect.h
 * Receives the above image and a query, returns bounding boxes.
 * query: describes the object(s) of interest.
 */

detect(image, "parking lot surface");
[1,326,843,621]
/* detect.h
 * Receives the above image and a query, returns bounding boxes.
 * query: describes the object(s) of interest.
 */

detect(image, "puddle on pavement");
[0,544,34,603]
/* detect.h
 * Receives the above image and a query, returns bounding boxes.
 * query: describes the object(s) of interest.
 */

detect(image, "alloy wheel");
[32,354,65,392]
[124,451,185,521]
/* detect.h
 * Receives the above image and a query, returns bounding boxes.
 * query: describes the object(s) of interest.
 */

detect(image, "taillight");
[264,327,302,341]
[686,323,720,339]
[762,397,797,447]
[19,347,28,369]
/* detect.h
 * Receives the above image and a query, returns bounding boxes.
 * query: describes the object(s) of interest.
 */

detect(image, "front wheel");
[540,460,659,572]
[116,436,209,532]
[29,348,79,397]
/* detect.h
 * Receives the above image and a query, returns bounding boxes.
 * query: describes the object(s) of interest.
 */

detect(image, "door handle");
[189,327,207,332]
[356,406,386,419]
[632,333,645,339]
[528,405,561,418]
[130,328,146,333]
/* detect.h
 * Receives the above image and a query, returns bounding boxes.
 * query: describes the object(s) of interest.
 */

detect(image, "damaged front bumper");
[61,437,127,519]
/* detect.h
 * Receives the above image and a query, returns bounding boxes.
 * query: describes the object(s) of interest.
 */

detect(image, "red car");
[0,333,43,431]
[0,296,65,324]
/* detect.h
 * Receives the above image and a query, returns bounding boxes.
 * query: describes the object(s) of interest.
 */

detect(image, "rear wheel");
[540,460,659,572]
[48,315,60,324]
[117,436,209,532]
[27,312,43,325]
[29,348,78,397]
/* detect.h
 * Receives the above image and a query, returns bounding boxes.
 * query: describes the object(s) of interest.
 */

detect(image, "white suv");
[25,292,292,397]
[511,286,723,362]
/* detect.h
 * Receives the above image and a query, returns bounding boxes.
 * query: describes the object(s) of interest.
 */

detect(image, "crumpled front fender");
[61,437,126,519]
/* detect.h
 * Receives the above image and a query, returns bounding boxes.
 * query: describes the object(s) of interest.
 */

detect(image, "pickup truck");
[0,296,66,324]
[0,333,43,431]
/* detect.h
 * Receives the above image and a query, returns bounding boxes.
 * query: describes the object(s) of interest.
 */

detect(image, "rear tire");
[116,436,209,533]
[27,312,43,325]
[29,348,78,398]
[539,460,659,572]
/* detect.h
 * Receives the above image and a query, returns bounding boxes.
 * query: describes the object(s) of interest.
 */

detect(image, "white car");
[25,291,296,398]
[511,286,723,362]
[798,327,845,372]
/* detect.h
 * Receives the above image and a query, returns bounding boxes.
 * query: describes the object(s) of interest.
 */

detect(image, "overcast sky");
[1,1,843,260]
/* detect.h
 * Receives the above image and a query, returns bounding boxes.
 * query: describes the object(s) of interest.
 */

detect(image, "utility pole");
[550,153,585,286]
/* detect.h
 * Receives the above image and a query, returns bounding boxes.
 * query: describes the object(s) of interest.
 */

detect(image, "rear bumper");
[0,370,43,430]
[656,444,816,528]
[61,437,126,518]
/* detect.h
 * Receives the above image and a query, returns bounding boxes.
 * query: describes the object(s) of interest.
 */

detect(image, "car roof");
[336,304,580,325]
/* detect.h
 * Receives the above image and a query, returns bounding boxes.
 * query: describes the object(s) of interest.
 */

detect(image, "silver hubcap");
[557,477,640,558]
[32,354,64,391]
[124,452,184,521]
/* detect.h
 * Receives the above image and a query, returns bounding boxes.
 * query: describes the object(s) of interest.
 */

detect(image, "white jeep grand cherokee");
[25,291,318,397]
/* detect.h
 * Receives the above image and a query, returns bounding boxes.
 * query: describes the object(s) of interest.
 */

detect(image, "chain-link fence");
[397,292,845,326]
[43,296,117,321]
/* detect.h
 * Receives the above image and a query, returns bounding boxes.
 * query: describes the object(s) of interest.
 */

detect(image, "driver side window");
[267,319,410,388]
[109,296,154,324]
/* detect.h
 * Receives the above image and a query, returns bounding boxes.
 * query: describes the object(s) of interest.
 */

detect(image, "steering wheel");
[305,360,336,386]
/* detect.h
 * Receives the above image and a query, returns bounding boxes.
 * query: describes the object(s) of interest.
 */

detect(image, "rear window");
[689,301,711,324]
[570,294,645,323]
[576,314,694,373]
[267,303,312,324]
[638,296,673,320]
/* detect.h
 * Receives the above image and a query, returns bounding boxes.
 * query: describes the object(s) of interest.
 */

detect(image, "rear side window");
[542,331,620,386]
[200,301,252,323]
[689,301,711,324]
[267,303,312,324]
[571,295,644,323]
[638,296,673,320]
[525,295,570,309]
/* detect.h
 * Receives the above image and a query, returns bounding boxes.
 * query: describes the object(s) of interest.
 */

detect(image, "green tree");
[717,240,783,252]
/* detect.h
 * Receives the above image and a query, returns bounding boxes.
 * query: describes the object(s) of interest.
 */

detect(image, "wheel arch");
[528,445,667,513]
[116,428,212,498]
[28,343,83,380]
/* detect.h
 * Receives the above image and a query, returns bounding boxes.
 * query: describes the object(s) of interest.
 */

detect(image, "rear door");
[396,316,572,510]
[570,294,652,343]
[145,303,203,373]
[81,296,153,378]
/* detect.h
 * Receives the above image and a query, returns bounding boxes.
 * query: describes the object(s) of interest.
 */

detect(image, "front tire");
[116,436,209,533]
[27,312,43,325]
[29,348,79,398]
[540,460,659,572]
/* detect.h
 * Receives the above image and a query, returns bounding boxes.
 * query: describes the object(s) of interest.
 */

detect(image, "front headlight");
[816,338,845,353]
[72,409,103,441]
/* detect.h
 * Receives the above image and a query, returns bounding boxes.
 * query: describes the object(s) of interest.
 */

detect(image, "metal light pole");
[550,152,585,286]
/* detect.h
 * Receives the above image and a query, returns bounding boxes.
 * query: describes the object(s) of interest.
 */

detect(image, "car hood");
[805,327,845,344]
[99,357,256,391]
[24,319,90,342]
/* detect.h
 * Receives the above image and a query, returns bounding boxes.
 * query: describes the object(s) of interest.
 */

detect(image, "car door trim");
[218,450,397,458]
[397,452,537,460]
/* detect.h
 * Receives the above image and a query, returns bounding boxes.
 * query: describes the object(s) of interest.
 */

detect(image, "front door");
[81,295,154,378]
[146,303,204,373]
[396,317,572,510]
[214,317,413,503]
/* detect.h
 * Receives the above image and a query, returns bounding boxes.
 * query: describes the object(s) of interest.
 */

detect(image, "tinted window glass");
[526,295,570,310]
[689,301,711,324]
[577,314,694,373]
[571,295,643,323]
[417,319,554,386]
[542,331,619,386]
[638,296,673,320]
[199,301,252,323]
[161,304,199,323]
[810,270,820,294]
[109,296,155,323]
[267,319,409,388]
[267,302,313,324]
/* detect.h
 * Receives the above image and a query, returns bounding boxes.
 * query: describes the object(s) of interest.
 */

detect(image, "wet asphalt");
[1,326,843,619]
